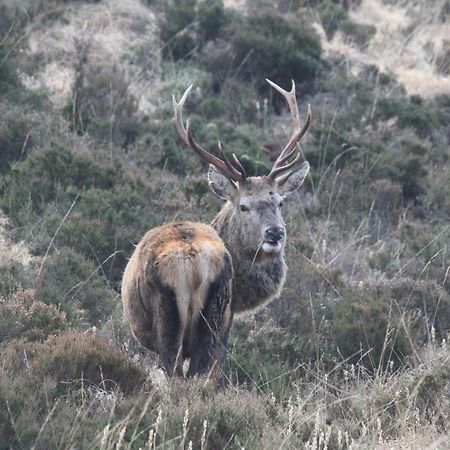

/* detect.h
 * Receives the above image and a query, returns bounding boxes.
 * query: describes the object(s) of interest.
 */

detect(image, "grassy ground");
[0,0,449,448]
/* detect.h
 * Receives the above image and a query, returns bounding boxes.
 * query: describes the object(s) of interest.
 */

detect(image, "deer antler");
[266,79,311,179]
[173,86,246,183]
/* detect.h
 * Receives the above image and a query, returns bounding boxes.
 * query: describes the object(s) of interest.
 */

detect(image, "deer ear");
[277,161,310,198]
[208,164,237,200]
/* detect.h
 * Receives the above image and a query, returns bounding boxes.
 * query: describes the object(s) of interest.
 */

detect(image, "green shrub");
[0,145,120,216]
[0,102,36,173]
[397,219,449,262]
[159,0,228,61]
[330,283,415,370]
[0,145,192,286]
[232,8,322,90]
[137,117,203,175]
[65,49,140,147]
[0,289,68,342]
[197,0,229,44]
[369,178,403,219]
[155,380,282,449]
[200,7,322,93]
[389,278,450,341]
[35,247,117,326]
[318,2,348,39]
[1,332,147,395]
[159,0,198,60]
[0,44,19,97]
[395,155,427,200]
[377,96,435,138]
[0,1,75,36]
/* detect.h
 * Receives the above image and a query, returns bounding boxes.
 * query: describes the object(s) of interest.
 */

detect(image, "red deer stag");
[122,79,311,380]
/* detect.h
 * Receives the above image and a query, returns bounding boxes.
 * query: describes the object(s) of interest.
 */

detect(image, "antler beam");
[173,86,246,183]
[266,79,311,179]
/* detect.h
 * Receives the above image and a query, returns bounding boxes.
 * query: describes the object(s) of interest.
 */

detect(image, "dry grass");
[5,340,445,449]
[22,0,160,113]
[321,0,450,98]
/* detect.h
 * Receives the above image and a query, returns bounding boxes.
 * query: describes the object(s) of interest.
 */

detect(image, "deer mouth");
[262,240,283,253]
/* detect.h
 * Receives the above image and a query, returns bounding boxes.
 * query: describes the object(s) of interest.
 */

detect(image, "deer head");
[173,79,311,255]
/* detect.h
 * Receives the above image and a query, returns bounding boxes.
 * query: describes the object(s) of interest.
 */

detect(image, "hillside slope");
[0,0,449,448]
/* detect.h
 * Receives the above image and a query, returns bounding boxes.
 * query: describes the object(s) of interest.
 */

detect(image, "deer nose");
[265,227,285,242]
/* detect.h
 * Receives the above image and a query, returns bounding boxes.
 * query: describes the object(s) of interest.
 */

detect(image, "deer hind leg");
[156,282,184,377]
[187,255,233,381]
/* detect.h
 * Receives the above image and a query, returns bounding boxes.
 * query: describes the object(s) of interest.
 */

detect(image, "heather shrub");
[0,289,68,342]
[200,7,322,93]
[0,102,37,173]
[0,145,120,216]
[377,95,435,138]
[227,317,311,398]
[35,247,117,326]
[370,178,403,219]
[231,8,322,90]
[0,0,77,34]
[317,2,348,39]
[0,332,147,448]
[32,332,147,394]
[65,51,140,147]
[341,20,376,47]
[197,0,228,45]
[0,44,19,98]
[227,261,345,393]
[0,369,55,448]
[330,283,416,370]
[159,0,228,61]
[389,278,450,341]
[0,145,190,285]
[397,219,446,259]
[159,0,199,60]
[0,258,31,297]
[137,116,203,175]
[1,332,147,394]
[152,380,283,449]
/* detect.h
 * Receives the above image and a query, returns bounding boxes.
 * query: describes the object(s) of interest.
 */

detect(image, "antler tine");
[218,142,245,181]
[172,84,194,147]
[267,152,302,179]
[277,103,311,165]
[232,153,247,178]
[266,78,312,178]
[173,85,245,183]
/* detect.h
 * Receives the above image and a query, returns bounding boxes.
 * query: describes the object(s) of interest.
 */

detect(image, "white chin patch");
[262,241,282,253]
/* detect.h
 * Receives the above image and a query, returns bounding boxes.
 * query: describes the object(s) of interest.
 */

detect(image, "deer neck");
[211,202,287,314]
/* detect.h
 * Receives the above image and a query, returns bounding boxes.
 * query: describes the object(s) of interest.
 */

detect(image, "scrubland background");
[0,0,449,448]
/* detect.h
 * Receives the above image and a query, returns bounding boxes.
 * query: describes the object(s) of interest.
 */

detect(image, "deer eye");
[279,200,284,207]
[240,204,250,212]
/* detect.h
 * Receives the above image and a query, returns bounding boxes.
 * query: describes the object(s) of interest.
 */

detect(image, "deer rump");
[122,221,233,378]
